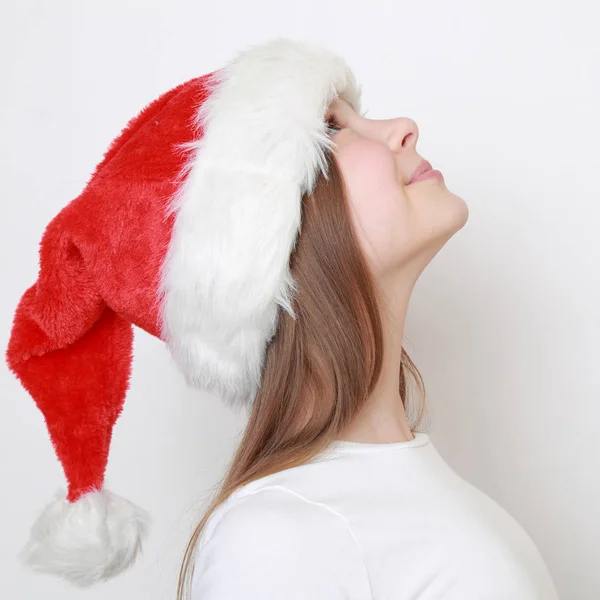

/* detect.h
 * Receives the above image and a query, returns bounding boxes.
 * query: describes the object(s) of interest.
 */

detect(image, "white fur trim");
[19,487,151,587]
[159,37,362,410]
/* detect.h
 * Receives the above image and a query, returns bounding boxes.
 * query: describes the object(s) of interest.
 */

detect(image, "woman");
[6,37,559,598]
[183,100,559,597]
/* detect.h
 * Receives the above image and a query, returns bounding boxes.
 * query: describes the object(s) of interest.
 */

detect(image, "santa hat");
[5,37,362,587]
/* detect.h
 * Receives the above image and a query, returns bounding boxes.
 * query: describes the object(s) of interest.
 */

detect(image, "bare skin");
[326,97,470,443]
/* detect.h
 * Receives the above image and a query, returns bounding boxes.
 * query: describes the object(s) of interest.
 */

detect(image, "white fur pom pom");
[18,487,151,587]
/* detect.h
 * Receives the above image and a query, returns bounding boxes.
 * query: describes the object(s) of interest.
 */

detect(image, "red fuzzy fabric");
[6,73,214,503]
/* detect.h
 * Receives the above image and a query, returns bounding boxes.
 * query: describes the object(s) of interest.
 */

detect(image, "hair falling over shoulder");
[176,150,428,599]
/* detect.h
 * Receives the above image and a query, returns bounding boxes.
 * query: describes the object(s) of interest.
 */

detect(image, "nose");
[385,117,419,153]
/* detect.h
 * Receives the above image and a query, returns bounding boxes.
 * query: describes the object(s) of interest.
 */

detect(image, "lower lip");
[410,169,444,184]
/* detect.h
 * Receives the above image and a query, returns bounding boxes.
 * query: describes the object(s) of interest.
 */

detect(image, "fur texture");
[5,74,208,583]
[6,74,209,503]
[159,37,362,411]
[19,488,150,587]
[5,36,361,586]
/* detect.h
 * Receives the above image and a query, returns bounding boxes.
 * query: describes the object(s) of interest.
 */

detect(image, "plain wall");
[1,1,598,598]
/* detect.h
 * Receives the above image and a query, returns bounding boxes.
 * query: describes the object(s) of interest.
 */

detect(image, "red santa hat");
[6,37,362,587]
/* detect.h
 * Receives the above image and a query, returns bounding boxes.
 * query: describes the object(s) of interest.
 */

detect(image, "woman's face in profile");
[326,97,469,282]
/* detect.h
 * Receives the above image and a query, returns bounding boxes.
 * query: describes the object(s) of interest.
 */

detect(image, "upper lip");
[407,159,433,185]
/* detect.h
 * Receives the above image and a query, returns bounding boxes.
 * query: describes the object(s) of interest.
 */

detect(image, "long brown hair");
[176,148,429,599]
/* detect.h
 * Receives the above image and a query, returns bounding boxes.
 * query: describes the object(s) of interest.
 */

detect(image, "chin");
[429,188,469,236]
[449,190,470,227]
[443,196,470,237]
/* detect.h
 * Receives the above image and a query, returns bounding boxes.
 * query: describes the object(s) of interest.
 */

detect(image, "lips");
[407,159,433,185]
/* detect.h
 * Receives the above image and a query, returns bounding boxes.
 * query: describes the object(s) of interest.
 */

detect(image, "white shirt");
[191,432,560,599]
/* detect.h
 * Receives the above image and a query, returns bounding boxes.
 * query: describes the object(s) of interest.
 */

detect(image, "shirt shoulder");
[191,484,372,600]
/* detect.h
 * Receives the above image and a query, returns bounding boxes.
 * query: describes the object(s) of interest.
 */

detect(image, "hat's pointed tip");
[19,487,151,587]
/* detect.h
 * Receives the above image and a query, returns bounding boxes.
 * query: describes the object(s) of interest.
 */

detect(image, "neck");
[337,270,418,444]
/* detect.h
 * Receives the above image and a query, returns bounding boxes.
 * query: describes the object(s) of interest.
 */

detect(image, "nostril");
[402,132,416,147]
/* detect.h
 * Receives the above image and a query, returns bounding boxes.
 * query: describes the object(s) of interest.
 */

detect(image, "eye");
[327,120,343,132]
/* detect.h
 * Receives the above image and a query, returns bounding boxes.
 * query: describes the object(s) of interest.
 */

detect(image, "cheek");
[342,142,399,200]
[338,144,409,261]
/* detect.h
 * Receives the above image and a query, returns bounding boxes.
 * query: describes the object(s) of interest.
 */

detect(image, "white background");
[1,1,598,598]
